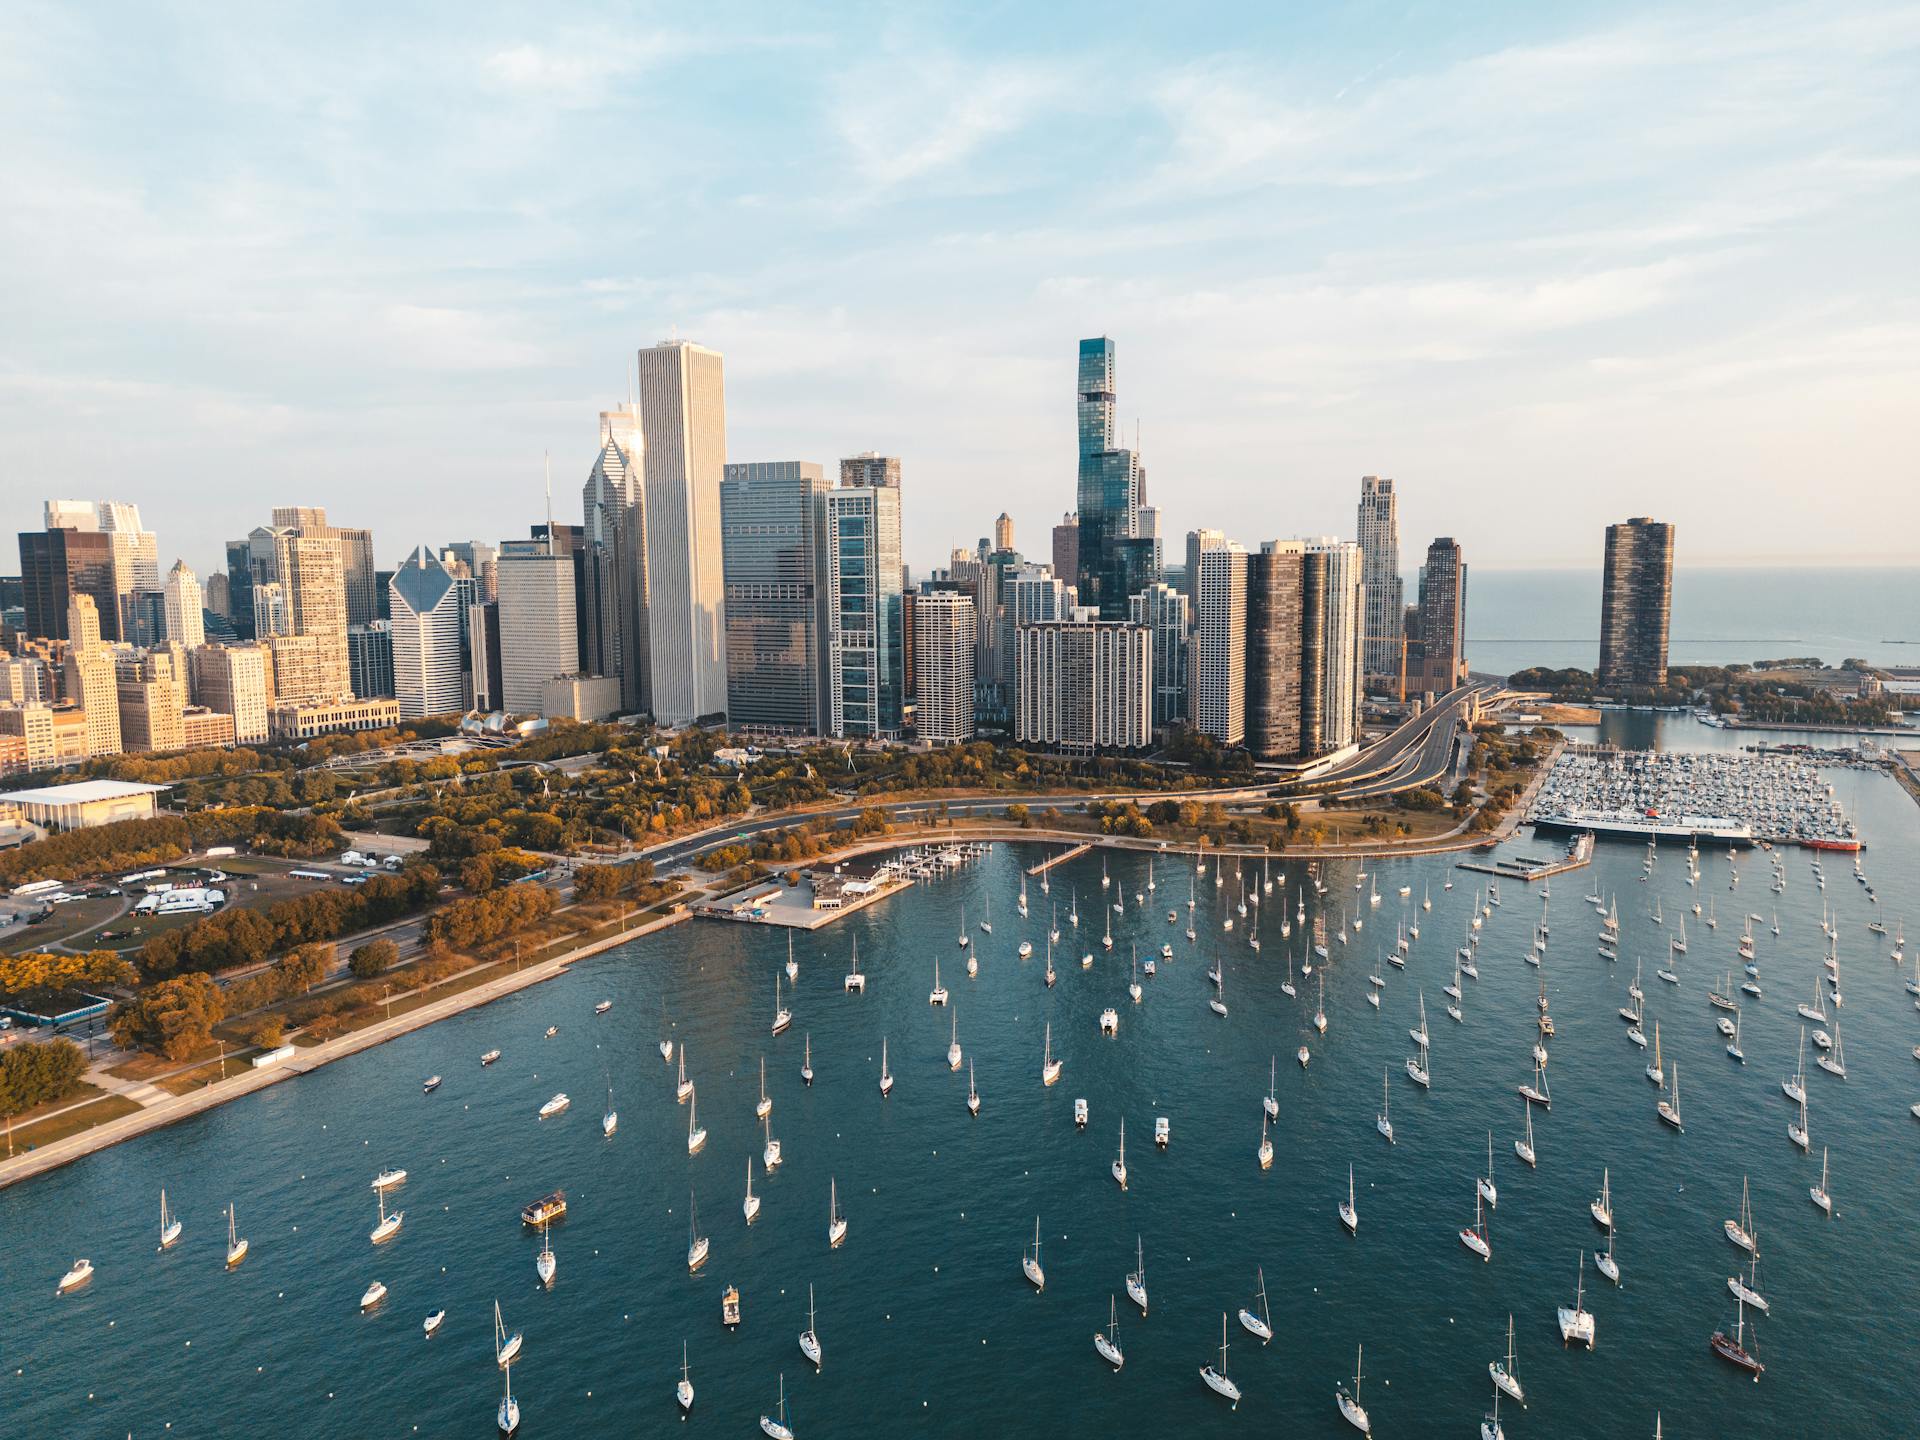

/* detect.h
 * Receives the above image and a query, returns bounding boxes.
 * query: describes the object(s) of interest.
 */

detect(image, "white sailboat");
[1258,1112,1274,1170]
[1724,1176,1757,1253]
[1042,1021,1062,1086]
[370,1187,404,1245]
[827,1177,847,1248]
[1816,1021,1847,1078]
[677,1341,694,1413]
[772,972,792,1035]
[1657,1062,1682,1131]
[1490,1314,1525,1404]
[1238,1266,1273,1343]
[1339,1162,1359,1233]
[1515,1101,1537,1167]
[800,1284,822,1370]
[757,1058,772,1120]
[786,932,798,983]
[1264,1056,1280,1120]
[1200,1313,1242,1407]
[759,1374,795,1440]
[1811,1147,1833,1214]
[764,1111,783,1171]
[1336,1344,1372,1433]
[1023,1215,1046,1290]
[1591,1168,1614,1230]
[158,1189,182,1251]
[687,1192,710,1271]
[494,1298,524,1367]
[498,1354,521,1436]
[801,1032,814,1087]
[878,1036,893,1096]
[224,1202,248,1268]
[744,1158,761,1226]
[1112,1117,1128,1189]
[677,1046,693,1104]
[1647,1022,1665,1085]
[1376,1067,1394,1145]
[845,937,865,992]
[1479,1132,1498,1209]
[535,1218,556,1285]
[947,1009,962,1070]
[1126,1235,1148,1313]
[1460,1185,1490,1261]
[1095,1294,1125,1368]
[687,1086,707,1154]
[603,1082,618,1138]
[928,956,948,1006]
[967,1057,980,1116]
[1596,1223,1620,1286]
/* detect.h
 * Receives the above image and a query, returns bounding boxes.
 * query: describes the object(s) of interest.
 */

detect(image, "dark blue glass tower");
[1075,337,1150,618]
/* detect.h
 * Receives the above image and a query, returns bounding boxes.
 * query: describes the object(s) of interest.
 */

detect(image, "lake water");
[1463,566,1920,675]
[4,718,1916,1437]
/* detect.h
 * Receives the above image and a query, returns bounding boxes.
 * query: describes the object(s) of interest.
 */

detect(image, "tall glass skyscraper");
[1075,338,1150,618]
[720,461,830,733]
[823,472,904,737]
[1356,476,1403,682]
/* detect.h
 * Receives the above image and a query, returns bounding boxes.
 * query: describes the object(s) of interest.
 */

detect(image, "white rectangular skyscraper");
[1356,476,1402,682]
[389,547,468,718]
[637,339,728,725]
[1192,537,1247,747]
[495,538,579,715]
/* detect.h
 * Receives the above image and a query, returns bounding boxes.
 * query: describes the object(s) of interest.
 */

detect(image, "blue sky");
[3,1,1916,581]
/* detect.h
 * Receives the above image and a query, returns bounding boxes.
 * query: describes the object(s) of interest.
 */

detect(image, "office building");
[1246,542,1305,760]
[387,547,465,717]
[1598,517,1675,689]
[495,538,580,715]
[583,402,645,704]
[1075,338,1152,618]
[268,696,401,740]
[637,338,729,725]
[540,673,622,722]
[18,526,116,641]
[994,512,1015,552]
[468,601,503,712]
[180,707,236,749]
[913,590,977,744]
[116,650,186,754]
[191,644,272,744]
[117,590,168,648]
[822,475,905,737]
[840,453,900,490]
[1184,528,1225,608]
[1191,537,1248,747]
[204,571,229,621]
[1357,476,1403,682]
[0,702,56,772]
[163,560,205,649]
[719,461,830,733]
[1051,512,1079,587]
[1015,608,1152,754]
[272,506,378,626]
[61,597,120,757]
[1415,537,1467,694]
[99,502,159,617]
[347,622,395,701]
[0,656,49,704]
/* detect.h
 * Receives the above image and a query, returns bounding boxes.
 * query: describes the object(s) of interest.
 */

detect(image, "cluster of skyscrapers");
[0,330,1676,778]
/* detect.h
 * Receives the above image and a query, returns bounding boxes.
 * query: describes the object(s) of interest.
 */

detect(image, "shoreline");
[0,908,690,1193]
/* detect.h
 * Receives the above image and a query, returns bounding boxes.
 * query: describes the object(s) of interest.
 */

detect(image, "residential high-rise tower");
[1598,518,1675,689]
[1356,476,1403,683]
[719,461,830,733]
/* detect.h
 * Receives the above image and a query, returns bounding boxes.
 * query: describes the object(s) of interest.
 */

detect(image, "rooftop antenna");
[544,452,556,555]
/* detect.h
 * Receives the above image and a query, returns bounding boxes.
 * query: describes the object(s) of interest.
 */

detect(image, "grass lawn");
[0,897,124,955]
[11,1093,143,1150]
[151,1050,264,1096]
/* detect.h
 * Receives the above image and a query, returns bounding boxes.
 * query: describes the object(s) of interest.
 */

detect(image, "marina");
[1530,746,1858,847]
[2,716,1915,1437]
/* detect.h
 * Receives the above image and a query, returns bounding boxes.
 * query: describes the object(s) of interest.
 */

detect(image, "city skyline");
[4,4,1916,577]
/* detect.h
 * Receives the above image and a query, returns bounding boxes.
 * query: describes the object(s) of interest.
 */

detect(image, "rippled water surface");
[4,719,1915,1437]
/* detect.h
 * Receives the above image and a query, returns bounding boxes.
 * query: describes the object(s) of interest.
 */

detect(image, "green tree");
[348,939,399,980]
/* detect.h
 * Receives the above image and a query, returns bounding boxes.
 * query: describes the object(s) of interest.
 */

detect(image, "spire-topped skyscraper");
[1074,338,1156,617]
